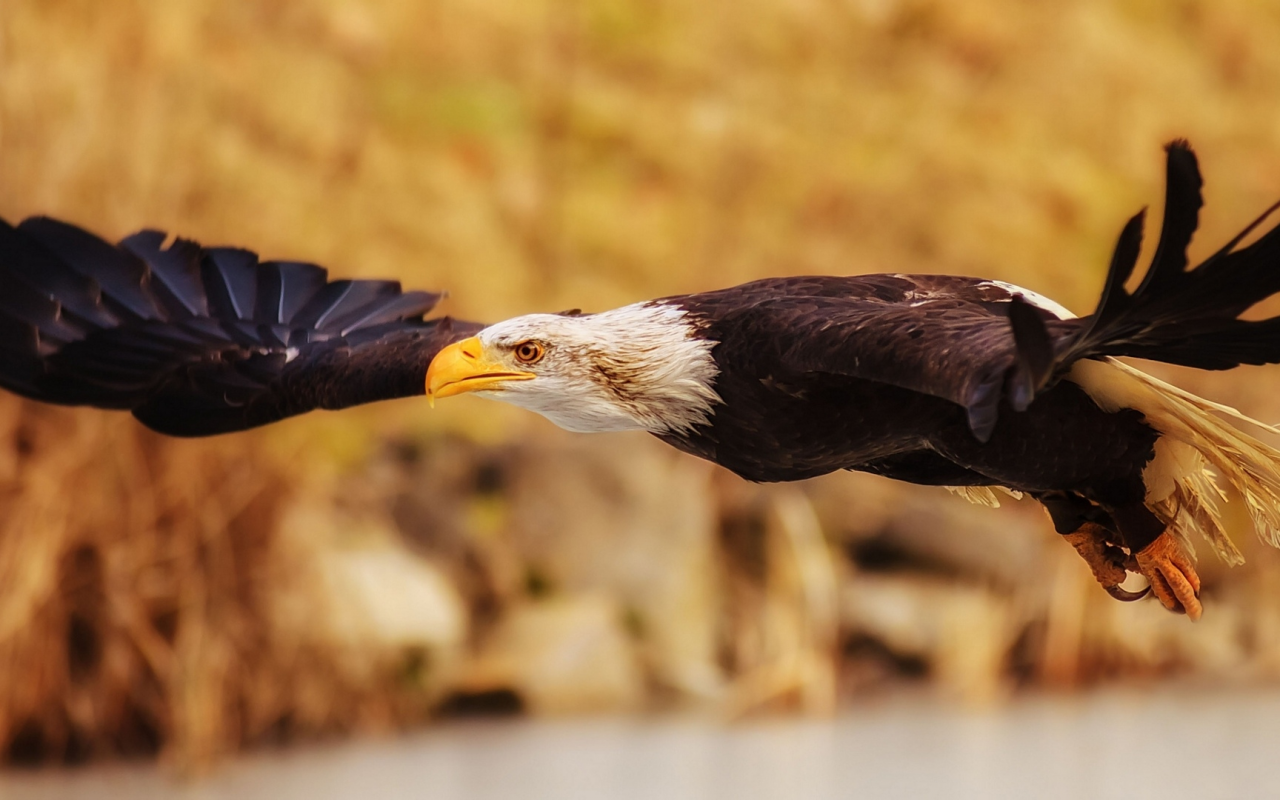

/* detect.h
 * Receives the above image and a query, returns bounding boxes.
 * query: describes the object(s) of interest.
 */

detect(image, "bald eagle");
[3,141,1280,621]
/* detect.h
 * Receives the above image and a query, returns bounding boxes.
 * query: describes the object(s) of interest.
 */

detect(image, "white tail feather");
[945,485,1024,507]
[1070,358,1280,564]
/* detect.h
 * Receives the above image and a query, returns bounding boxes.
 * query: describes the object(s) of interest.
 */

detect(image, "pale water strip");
[3,688,1277,800]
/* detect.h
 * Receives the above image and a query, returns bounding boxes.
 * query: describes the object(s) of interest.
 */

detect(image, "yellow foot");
[1135,531,1203,621]
[1063,523,1149,602]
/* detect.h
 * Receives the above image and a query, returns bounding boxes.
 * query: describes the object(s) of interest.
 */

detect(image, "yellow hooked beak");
[425,337,535,406]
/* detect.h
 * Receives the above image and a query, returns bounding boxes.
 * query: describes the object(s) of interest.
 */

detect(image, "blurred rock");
[462,595,645,715]
[371,434,521,626]
[271,497,467,688]
[501,433,724,699]
[841,571,1017,703]
[319,549,465,667]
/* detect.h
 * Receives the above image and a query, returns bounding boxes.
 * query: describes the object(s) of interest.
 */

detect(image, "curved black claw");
[1104,583,1150,602]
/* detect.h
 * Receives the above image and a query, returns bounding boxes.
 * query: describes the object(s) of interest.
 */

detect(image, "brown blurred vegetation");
[4,0,1280,769]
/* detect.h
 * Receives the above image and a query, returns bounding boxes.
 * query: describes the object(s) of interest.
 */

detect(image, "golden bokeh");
[3,0,1280,767]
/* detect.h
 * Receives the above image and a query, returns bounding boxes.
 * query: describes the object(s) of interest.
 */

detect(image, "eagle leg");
[1061,523,1148,602]
[1134,531,1203,621]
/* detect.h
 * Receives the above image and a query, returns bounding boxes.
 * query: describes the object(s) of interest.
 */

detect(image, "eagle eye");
[513,340,545,365]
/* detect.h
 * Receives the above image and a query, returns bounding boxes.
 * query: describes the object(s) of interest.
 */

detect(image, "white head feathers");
[471,302,722,434]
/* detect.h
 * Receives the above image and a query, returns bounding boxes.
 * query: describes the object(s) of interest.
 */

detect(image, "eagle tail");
[1066,140,1280,371]
[1071,358,1280,564]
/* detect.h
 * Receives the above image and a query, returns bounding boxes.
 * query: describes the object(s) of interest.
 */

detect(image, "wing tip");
[1006,295,1054,411]
[1163,138,1204,192]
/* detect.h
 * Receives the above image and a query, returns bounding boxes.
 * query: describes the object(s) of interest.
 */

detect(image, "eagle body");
[5,140,1280,618]
[658,276,1159,504]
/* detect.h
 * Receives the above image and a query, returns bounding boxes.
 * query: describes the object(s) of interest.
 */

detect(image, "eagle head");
[425,302,721,434]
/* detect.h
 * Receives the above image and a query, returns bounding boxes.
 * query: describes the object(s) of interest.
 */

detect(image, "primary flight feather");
[6,141,1280,621]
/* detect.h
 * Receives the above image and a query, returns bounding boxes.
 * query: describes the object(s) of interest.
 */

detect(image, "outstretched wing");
[692,274,1079,442]
[0,216,483,436]
[1059,140,1280,370]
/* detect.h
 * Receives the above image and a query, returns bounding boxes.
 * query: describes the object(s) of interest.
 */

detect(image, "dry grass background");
[4,0,1280,768]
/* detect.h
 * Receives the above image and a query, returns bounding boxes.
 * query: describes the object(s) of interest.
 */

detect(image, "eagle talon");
[1063,524,1155,604]
[1062,524,1129,591]
[1103,583,1150,602]
[1135,531,1203,621]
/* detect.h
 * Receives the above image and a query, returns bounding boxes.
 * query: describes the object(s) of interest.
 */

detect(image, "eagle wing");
[1059,141,1280,371]
[0,216,483,436]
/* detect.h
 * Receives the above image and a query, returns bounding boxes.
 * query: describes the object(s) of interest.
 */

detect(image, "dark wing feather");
[1006,294,1056,411]
[1061,140,1280,370]
[0,215,482,436]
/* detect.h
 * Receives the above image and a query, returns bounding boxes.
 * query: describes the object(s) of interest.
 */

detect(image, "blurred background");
[3,0,1280,779]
